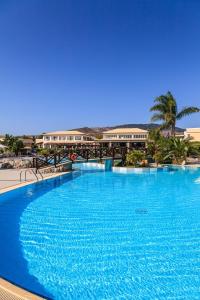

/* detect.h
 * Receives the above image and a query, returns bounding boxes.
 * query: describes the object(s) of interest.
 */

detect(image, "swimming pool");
[0,166,200,299]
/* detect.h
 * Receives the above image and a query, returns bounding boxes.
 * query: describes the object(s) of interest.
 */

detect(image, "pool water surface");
[0,167,200,299]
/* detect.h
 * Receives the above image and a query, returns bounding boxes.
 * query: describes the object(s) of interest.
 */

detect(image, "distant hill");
[71,124,184,135]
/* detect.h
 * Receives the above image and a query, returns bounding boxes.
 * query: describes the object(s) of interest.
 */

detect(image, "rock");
[17,159,32,168]
[0,158,32,169]
[0,162,13,169]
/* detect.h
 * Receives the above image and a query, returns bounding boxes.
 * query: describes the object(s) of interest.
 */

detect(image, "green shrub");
[126,150,145,167]
[37,148,50,156]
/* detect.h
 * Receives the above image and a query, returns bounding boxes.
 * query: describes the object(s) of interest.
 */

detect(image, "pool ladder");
[19,169,43,182]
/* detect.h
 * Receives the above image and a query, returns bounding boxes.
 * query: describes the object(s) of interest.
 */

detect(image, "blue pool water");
[0,167,200,299]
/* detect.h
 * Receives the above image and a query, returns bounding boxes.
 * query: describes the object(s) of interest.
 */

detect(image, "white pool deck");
[0,168,69,193]
[0,169,33,190]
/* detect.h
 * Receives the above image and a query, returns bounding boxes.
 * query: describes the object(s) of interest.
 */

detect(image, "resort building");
[42,128,149,149]
[161,130,184,139]
[43,130,94,149]
[184,128,200,142]
[100,128,148,148]
[0,135,34,155]
[19,137,34,155]
[35,138,43,149]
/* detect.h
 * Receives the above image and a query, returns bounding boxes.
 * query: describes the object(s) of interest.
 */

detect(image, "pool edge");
[0,277,45,299]
[0,171,71,195]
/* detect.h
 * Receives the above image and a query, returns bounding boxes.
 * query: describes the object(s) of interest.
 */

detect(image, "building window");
[67,136,74,140]
[118,135,132,139]
[104,135,117,139]
[75,136,82,140]
[52,136,58,141]
[59,136,66,141]
[133,134,147,139]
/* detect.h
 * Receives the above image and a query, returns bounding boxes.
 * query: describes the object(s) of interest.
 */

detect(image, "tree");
[164,137,193,165]
[190,142,200,156]
[147,132,171,164]
[147,128,162,158]
[1,134,24,156]
[12,139,24,156]
[150,92,199,136]
[126,150,145,167]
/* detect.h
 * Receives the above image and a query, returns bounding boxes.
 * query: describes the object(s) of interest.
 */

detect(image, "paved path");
[0,169,52,190]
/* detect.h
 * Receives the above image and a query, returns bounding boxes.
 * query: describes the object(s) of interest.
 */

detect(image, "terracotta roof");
[43,130,85,136]
[103,128,148,134]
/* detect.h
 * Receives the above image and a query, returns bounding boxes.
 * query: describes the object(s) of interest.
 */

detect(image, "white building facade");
[184,128,200,142]
[42,128,149,149]
[101,128,148,148]
[43,131,94,148]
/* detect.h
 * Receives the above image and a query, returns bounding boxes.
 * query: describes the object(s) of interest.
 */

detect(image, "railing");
[32,146,136,170]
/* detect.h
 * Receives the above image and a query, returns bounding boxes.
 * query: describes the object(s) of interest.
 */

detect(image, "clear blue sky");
[0,0,200,135]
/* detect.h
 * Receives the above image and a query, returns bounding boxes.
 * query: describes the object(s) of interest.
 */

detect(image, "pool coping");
[0,170,72,299]
[0,277,45,299]
[112,164,200,173]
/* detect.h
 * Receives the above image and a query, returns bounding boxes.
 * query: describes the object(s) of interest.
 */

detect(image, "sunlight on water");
[194,177,200,184]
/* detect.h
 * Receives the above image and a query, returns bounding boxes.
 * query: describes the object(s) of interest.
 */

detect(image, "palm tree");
[150,92,199,136]
[164,137,192,165]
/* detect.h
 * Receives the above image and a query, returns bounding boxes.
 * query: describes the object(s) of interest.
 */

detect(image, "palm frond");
[176,106,200,120]
[150,113,165,122]
[154,95,168,105]
[166,91,174,99]
[150,104,167,113]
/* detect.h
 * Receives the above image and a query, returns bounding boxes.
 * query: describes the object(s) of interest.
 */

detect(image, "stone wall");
[39,162,72,174]
[0,158,32,169]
